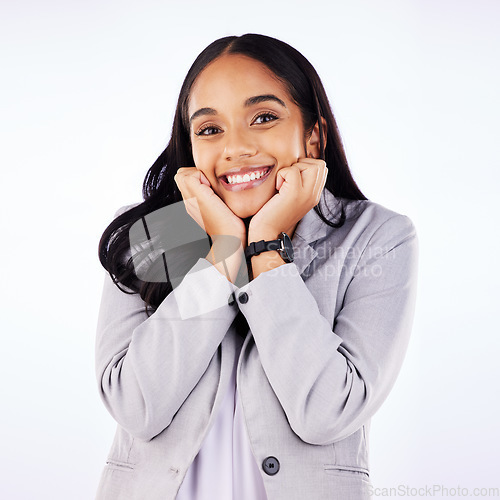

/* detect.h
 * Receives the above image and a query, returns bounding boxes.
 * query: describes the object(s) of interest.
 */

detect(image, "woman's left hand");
[248,158,328,239]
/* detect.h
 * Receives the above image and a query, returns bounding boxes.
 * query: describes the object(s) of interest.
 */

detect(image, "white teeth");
[226,169,268,185]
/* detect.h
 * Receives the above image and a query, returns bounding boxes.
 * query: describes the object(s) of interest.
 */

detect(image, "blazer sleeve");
[236,214,419,445]
[95,207,239,442]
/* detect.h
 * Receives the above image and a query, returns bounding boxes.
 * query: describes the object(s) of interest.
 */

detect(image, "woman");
[95,34,419,500]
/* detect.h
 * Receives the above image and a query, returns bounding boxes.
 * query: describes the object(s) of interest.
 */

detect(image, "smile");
[220,166,273,192]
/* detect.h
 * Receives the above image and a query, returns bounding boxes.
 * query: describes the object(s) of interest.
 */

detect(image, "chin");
[229,199,267,219]
[232,206,259,219]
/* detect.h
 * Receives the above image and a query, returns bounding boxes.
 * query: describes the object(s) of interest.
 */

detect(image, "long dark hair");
[98,33,367,312]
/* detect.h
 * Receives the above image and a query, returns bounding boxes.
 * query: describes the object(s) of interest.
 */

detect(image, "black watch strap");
[244,232,294,263]
[244,239,281,259]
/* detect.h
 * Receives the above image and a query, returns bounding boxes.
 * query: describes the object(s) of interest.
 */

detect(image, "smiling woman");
[95,34,419,500]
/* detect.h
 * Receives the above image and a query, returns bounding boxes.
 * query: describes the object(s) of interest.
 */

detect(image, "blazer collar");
[291,190,335,276]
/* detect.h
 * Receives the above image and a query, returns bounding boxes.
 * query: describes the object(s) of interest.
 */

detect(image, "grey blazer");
[94,189,419,500]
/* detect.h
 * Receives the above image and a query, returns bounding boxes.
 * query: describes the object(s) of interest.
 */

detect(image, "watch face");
[281,232,294,262]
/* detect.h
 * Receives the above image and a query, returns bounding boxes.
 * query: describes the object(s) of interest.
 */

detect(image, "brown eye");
[253,112,278,125]
[195,125,221,136]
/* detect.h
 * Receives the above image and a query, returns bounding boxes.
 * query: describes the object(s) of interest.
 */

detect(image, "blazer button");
[238,292,249,304]
[228,292,236,306]
[262,456,280,476]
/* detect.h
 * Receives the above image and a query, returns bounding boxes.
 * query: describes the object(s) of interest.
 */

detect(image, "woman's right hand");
[174,167,247,282]
[174,167,246,242]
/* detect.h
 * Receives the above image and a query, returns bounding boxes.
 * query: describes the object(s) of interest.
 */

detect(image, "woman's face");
[187,54,310,219]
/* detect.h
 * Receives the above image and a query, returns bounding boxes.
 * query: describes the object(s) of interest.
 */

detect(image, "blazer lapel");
[291,195,331,276]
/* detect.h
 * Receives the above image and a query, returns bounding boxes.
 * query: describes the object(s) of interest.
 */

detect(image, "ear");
[306,117,327,159]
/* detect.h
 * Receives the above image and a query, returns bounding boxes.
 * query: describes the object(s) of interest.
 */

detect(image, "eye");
[253,112,279,125]
[195,124,221,136]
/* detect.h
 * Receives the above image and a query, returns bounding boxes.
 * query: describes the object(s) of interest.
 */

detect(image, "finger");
[312,162,328,197]
[173,167,192,187]
[198,170,210,186]
[276,165,302,191]
[300,161,323,194]
[178,168,211,192]
[175,166,193,177]
[294,158,326,169]
[290,160,325,190]
[312,165,328,205]
[314,163,328,205]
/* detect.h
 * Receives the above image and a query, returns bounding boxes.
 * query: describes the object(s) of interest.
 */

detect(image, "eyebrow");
[189,94,287,128]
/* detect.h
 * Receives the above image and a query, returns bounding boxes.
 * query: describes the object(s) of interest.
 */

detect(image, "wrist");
[205,235,246,284]
[248,230,278,245]
[249,250,286,281]
[245,232,294,279]
[248,224,297,245]
[210,233,246,250]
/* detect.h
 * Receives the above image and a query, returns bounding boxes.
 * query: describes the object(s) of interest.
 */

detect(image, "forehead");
[188,54,292,111]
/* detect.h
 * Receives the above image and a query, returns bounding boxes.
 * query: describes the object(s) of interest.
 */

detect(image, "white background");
[1,0,499,498]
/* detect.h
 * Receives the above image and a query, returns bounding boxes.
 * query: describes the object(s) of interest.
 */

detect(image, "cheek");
[191,146,211,173]
[266,128,304,163]
[191,147,221,189]
[191,142,202,167]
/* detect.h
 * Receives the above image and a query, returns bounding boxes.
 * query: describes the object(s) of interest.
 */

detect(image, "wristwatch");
[244,232,294,263]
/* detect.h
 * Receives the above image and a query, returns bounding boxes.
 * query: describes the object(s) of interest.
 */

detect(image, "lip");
[218,164,274,177]
[220,165,274,192]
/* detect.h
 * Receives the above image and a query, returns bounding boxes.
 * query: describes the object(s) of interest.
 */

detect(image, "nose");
[223,127,257,161]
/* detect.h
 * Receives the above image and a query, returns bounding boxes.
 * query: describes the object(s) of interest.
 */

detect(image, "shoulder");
[346,198,416,238]
[338,200,418,272]
[319,191,418,254]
